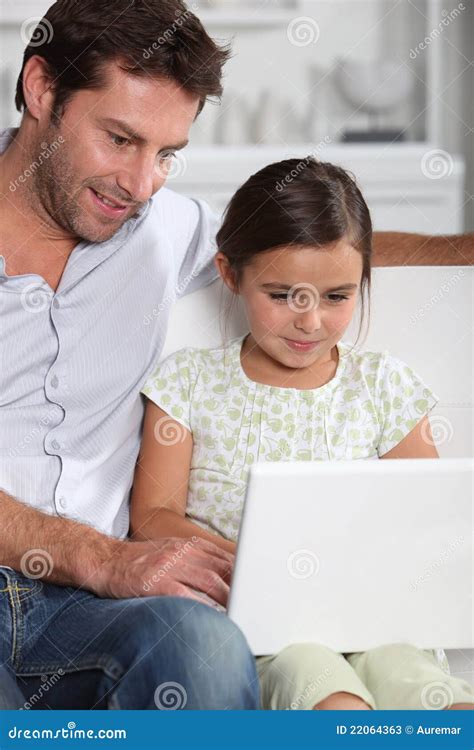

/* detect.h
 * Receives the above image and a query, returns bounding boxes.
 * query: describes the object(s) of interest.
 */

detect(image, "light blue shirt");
[0,128,220,539]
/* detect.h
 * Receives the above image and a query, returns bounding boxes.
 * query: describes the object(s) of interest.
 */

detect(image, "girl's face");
[216,239,363,371]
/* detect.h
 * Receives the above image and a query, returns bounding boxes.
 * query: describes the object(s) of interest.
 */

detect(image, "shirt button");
[51,439,61,450]
[50,375,59,389]
[58,497,67,509]
[53,298,60,309]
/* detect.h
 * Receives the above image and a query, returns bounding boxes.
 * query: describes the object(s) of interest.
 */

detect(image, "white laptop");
[227,458,473,656]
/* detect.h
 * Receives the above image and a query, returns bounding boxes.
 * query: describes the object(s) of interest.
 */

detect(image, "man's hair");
[15,0,231,117]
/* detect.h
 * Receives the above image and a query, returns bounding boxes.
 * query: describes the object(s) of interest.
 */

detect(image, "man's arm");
[0,488,116,589]
[372,232,474,267]
[0,489,232,605]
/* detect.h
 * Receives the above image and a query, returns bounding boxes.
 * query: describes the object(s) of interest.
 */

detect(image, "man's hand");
[0,491,233,606]
[90,536,234,606]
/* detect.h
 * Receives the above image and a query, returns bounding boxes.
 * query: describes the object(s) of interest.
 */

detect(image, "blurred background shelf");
[0,3,295,26]
[170,143,465,233]
[0,0,471,230]
[197,10,296,27]
[0,2,50,24]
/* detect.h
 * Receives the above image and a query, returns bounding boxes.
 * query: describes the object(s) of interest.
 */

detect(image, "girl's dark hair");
[15,0,231,118]
[216,156,373,348]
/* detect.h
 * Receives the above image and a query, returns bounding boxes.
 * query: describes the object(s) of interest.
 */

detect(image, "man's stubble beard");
[26,123,130,244]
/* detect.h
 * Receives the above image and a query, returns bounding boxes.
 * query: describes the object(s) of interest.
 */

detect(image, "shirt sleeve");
[175,197,220,300]
[140,349,197,433]
[376,352,440,457]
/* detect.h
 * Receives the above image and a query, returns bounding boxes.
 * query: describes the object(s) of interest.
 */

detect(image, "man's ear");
[21,55,56,121]
[214,252,239,294]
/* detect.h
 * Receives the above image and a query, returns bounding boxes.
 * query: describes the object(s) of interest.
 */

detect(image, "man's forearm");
[372,232,474,267]
[0,489,120,592]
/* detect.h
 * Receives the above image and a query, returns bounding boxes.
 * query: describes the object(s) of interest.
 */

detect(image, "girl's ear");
[214,252,239,294]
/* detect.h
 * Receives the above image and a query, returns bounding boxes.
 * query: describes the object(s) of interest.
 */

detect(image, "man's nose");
[116,154,163,204]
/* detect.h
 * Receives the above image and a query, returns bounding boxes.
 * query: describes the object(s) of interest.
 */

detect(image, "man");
[0,0,257,710]
[0,0,471,710]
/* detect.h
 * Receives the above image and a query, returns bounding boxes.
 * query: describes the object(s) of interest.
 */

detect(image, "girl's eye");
[109,133,131,147]
[269,292,349,304]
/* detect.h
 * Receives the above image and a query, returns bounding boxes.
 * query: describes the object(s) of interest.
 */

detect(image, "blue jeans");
[0,567,258,710]
[0,665,24,709]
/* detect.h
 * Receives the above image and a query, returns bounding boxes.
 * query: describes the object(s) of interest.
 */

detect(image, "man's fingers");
[143,535,234,566]
[168,561,230,607]
[185,547,233,581]
[164,543,233,584]
[138,538,234,602]
[182,536,234,565]
[145,578,215,606]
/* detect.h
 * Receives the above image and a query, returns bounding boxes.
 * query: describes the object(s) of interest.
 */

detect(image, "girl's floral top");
[141,334,439,542]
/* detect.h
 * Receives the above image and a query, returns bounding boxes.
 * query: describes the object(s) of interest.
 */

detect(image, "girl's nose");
[294,307,322,333]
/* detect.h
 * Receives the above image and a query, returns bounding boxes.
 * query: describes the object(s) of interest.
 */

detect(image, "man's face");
[30,62,200,242]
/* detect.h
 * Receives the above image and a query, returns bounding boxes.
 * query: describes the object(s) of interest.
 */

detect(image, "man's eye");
[159,151,176,162]
[269,293,289,303]
[109,133,131,147]
[327,294,349,303]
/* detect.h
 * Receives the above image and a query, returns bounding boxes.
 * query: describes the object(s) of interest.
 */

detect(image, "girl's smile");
[282,337,324,352]
[216,239,363,386]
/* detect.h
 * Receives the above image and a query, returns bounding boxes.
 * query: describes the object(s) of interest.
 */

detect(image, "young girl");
[132,157,473,710]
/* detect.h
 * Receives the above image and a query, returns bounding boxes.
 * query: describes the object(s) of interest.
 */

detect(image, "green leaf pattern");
[142,336,438,541]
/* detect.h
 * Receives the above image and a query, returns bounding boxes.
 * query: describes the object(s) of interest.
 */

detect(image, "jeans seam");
[11,583,27,672]
[0,584,19,668]
[1,574,43,670]
[16,661,125,710]
[16,656,125,682]
[108,692,121,710]
[17,581,43,602]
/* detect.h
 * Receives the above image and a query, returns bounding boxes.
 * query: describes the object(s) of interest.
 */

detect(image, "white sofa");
[163,265,473,684]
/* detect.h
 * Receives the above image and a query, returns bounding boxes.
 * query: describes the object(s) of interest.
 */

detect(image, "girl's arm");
[379,415,439,459]
[130,400,236,554]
